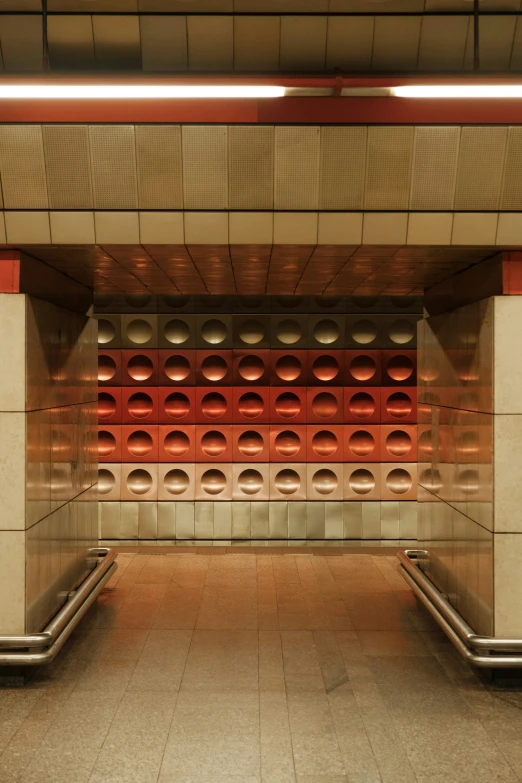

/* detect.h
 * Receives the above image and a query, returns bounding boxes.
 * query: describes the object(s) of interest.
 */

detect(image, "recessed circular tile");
[98,392,116,419]
[312,469,338,495]
[238,430,264,457]
[201,319,227,345]
[275,391,301,419]
[127,355,154,382]
[275,430,301,457]
[164,430,190,457]
[385,430,412,457]
[385,391,412,419]
[351,319,377,345]
[349,355,376,382]
[164,319,190,345]
[164,469,190,496]
[238,392,264,419]
[385,468,412,495]
[313,319,339,345]
[127,430,153,457]
[127,392,153,420]
[311,392,338,419]
[312,355,339,382]
[201,430,227,457]
[386,355,414,382]
[274,468,300,495]
[201,469,227,495]
[239,319,265,345]
[277,319,302,345]
[98,319,115,345]
[348,430,375,457]
[238,354,265,382]
[238,468,264,495]
[164,355,190,382]
[201,355,228,382]
[164,392,191,420]
[126,319,153,345]
[275,355,302,382]
[98,355,117,382]
[349,392,375,419]
[389,319,415,345]
[348,468,375,495]
[127,468,153,495]
[98,468,115,495]
[98,430,116,457]
[312,430,338,457]
[201,392,227,419]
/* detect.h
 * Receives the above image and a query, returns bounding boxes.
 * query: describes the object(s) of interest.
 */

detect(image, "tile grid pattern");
[96,295,420,541]
[2,550,522,783]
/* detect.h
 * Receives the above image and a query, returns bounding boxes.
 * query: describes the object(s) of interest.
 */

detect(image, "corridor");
[1,551,521,783]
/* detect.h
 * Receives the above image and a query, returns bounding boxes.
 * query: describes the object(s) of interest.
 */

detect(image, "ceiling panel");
[235,0,328,10]
[48,16,95,70]
[0,15,42,71]
[136,125,183,209]
[279,15,327,72]
[182,126,228,210]
[92,15,142,70]
[233,16,280,72]
[500,127,522,210]
[418,16,468,71]
[454,127,507,211]
[49,0,137,9]
[140,0,232,9]
[187,16,233,71]
[89,125,138,210]
[0,0,40,8]
[43,125,93,209]
[372,16,421,71]
[228,126,274,210]
[330,0,424,9]
[364,126,414,210]
[410,126,459,211]
[463,15,517,71]
[319,126,366,210]
[0,125,48,209]
[275,126,320,210]
[326,17,373,71]
[140,15,188,71]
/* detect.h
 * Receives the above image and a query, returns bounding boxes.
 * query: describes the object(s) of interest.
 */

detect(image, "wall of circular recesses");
[96,296,421,503]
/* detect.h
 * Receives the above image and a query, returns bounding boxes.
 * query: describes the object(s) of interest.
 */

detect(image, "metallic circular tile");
[238,429,264,457]
[164,430,190,457]
[312,429,338,457]
[126,294,152,309]
[349,468,375,495]
[386,355,414,382]
[348,430,375,457]
[390,296,414,309]
[200,295,226,309]
[349,355,376,382]
[238,468,264,495]
[311,391,338,419]
[313,319,340,345]
[349,392,375,419]
[238,354,265,382]
[420,468,442,494]
[201,318,228,345]
[98,430,116,457]
[312,355,339,382]
[239,319,265,345]
[127,392,153,420]
[351,319,378,345]
[352,296,379,308]
[98,468,115,495]
[385,430,412,457]
[385,391,412,419]
[277,319,302,345]
[456,430,479,458]
[275,355,302,382]
[201,391,227,419]
[275,391,301,419]
[127,355,154,382]
[164,318,190,345]
[314,296,341,309]
[126,468,153,496]
[275,468,300,495]
[389,319,415,345]
[98,319,115,345]
[457,469,479,496]
[276,296,303,309]
[275,430,301,457]
[163,295,190,309]
[201,355,228,382]
[98,355,117,382]
[164,468,190,496]
[126,319,153,345]
[312,468,338,495]
[201,430,227,457]
[165,392,191,420]
[385,468,412,495]
[94,294,114,309]
[201,469,227,495]
[238,391,264,419]
[164,355,190,382]
[418,430,433,458]
[239,296,264,309]
[127,430,153,457]
[98,392,116,420]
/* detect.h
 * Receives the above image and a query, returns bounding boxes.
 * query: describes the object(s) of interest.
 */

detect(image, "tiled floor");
[1,551,522,783]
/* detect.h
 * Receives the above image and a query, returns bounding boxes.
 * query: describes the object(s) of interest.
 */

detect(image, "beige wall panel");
[92,15,141,69]
[275,126,320,210]
[326,17,373,71]
[319,126,366,210]
[136,125,183,209]
[229,126,274,210]
[372,17,421,71]
[140,15,188,71]
[280,16,327,71]
[0,15,42,70]
[364,127,414,210]
[454,127,507,210]
[187,16,233,71]
[0,531,25,634]
[0,294,25,412]
[410,127,459,210]
[0,125,48,209]
[182,126,228,210]
[417,16,468,71]
[43,125,93,209]
[500,127,522,210]
[48,15,95,69]
[234,16,280,71]
[89,125,138,209]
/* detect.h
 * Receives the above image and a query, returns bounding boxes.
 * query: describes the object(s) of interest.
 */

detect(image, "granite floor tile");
[181,630,259,691]
[127,630,192,692]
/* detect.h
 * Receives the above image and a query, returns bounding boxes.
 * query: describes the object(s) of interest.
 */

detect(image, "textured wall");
[97,294,420,542]
[0,295,98,634]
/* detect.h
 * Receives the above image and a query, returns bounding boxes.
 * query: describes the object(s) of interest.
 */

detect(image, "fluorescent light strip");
[392,85,522,99]
[0,84,285,99]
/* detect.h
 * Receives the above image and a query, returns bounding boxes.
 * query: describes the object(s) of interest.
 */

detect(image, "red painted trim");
[0,251,20,293]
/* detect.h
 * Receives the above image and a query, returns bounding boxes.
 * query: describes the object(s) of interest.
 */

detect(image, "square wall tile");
[50,211,95,244]
[317,212,362,244]
[139,211,184,244]
[362,213,408,244]
[451,213,498,246]
[273,212,318,244]
[0,412,25,530]
[184,212,228,244]
[0,294,26,411]
[406,212,453,245]
[94,212,140,244]
[5,212,50,243]
[494,532,522,637]
[229,212,273,244]
[0,530,25,634]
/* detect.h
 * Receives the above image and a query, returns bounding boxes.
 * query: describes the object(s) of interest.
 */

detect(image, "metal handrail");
[398,550,522,668]
[0,547,116,666]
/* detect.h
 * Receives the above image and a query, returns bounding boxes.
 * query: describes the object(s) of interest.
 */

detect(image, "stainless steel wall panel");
[343,501,362,539]
[120,501,139,539]
[137,501,158,539]
[399,500,418,539]
[182,126,228,209]
[157,500,176,539]
[43,125,93,209]
[89,125,138,209]
[306,501,325,538]
[214,500,232,539]
[195,501,214,539]
[232,500,251,539]
[175,501,195,540]
[380,500,400,539]
[99,501,121,540]
[288,501,306,539]
[274,127,320,210]
[0,125,48,209]
[136,125,183,209]
[251,501,269,539]
[228,126,274,210]
[269,500,288,539]
[325,501,343,539]
[410,127,460,211]
[361,501,381,539]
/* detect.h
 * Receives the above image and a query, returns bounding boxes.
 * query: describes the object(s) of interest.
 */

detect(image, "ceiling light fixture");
[392,85,522,99]
[0,84,285,99]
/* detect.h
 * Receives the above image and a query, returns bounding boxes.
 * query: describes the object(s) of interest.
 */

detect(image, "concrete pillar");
[418,293,522,637]
[0,283,97,634]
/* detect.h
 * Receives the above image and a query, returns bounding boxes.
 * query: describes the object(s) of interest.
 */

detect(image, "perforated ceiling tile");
[275,127,320,210]
[136,125,183,210]
[89,125,138,210]
[42,125,93,209]
[417,16,468,71]
[182,126,228,210]
[326,17,373,71]
[140,15,188,71]
[47,16,95,70]
[510,17,522,69]
[372,16,422,71]
[454,127,507,211]
[463,16,516,71]
[187,16,233,71]
[501,127,522,209]
[92,15,141,69]
[0,125,48,209]
[0,15,42,71]
[228,126,274,210]
[233,16,279,72]
[320,127,366,210]
[364,127,414,210]
[280,15,327,72]
[410,127,459,211]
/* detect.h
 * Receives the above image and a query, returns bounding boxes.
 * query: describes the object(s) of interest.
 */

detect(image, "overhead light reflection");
[392,85,522,99]
[0,84,286,99]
